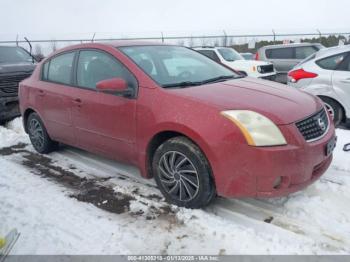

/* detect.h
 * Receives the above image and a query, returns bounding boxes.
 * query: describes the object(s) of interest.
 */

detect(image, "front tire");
[152,137,215,208]
[320,97,343,127]
[27,112,58,154]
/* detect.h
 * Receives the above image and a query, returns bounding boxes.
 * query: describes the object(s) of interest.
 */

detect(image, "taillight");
[288,69,318,83]
[255,52,259,60]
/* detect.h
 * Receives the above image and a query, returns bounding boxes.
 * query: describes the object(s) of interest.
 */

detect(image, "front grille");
[0,73,31,94]
[296,108,329,142]
[260,74,276,81]
[259,64,274,74]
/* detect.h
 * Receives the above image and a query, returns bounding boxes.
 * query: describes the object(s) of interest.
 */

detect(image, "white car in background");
[194,46,277,80]
[288,45,350,127]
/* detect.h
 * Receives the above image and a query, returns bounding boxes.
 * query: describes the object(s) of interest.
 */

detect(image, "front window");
[0,46,33,63]
[119,46,240,88]
[217,48,244,62]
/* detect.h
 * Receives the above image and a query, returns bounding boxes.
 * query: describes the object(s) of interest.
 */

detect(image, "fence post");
[272,29,276,44]
[16,35,19,46]
[223,30,227,47]
[161,32,164,43]
[317,29,322,40]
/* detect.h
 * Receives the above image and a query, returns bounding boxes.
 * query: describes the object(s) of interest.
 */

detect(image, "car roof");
[260,42,323,50]
[314,44,350,59]
[46,40,173,58]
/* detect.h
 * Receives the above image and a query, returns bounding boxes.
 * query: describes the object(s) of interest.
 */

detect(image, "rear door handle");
[38,90,45,97]
[73,98,82,106]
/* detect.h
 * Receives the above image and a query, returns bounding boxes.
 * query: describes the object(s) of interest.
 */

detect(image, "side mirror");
[96,78,133,97]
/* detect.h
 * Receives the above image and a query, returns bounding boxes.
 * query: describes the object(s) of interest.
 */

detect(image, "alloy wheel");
[324,103,335,120]
[158,151,200,202]
[28,118,45,150]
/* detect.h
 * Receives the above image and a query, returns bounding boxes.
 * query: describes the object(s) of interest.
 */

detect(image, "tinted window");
[77,50,137,90]
[47,52,75,85]
[197,50,221,63]
[295,46,317,59]
[0,46,33,63]
[265,48,294,59]
[316,53,347,70]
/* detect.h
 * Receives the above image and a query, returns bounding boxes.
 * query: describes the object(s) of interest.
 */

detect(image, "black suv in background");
[0,46,36,124]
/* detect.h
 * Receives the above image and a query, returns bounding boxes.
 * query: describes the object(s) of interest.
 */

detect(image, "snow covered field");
[0,118,350,255]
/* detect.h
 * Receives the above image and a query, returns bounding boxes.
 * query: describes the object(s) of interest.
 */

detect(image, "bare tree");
[213,38,220,47]
[34,44,45,61]
[177,39,185,46]
[50,40,57,52]
[34,44,43,56]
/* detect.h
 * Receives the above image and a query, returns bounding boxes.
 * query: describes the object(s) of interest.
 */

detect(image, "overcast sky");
[1,0,350,40]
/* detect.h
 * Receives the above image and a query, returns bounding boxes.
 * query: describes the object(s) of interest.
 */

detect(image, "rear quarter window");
[316,53,347,70]
[45,52,75,85]
[295,46,318,59]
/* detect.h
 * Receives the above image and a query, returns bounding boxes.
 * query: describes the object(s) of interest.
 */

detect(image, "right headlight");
[221,110,287,146]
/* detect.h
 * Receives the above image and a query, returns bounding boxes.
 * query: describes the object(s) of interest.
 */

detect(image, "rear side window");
[197,50,221,63]
[316,53,347,70]
[295,46,317,59]
[265,48,294,59]
[76,50,137,90]
[45,52,75,85]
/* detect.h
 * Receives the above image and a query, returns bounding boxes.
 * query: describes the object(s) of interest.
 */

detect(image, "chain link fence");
[0,30,349,57]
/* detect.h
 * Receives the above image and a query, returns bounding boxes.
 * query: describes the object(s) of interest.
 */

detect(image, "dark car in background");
[0,46,36,124]
[255,43,324,83]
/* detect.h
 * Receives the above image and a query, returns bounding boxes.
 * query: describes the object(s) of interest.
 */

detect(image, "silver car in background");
[256,43,324,83]
[288,45,350,127]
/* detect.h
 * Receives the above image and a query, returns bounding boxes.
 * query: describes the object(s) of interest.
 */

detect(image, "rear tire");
[320,97,343,127]
[27,112,58,154]
[152,136,216,208]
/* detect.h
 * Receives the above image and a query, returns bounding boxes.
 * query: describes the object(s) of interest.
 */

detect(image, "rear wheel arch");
[23,108,36,133]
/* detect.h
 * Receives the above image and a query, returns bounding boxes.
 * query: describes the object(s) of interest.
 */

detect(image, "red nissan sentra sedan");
[19,42,336,208]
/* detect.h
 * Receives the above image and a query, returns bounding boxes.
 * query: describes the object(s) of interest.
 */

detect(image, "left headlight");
[221,110,287,146]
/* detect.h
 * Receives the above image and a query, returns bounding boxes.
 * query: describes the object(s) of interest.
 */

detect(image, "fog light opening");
[273,176,282,189]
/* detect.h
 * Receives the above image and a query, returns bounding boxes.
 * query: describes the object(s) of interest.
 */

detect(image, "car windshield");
[119,45,241,88]
[217,48,244,62]
[0,46,33,63]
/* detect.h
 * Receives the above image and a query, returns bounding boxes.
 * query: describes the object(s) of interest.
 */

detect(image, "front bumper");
[213,121,336,198]
[0,96,20,122]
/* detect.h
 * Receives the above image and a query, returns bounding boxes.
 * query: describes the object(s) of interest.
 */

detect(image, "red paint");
[19,42,335,198]
[96,78,127,93]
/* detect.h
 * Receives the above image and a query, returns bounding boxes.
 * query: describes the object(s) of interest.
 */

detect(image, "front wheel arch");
[146,131,216,191]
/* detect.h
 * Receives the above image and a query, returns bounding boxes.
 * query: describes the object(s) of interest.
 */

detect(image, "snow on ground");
[0,118,350,255]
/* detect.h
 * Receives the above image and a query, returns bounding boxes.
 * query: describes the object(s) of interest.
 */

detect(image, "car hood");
[171,77,322,125]
[0,62,36,75]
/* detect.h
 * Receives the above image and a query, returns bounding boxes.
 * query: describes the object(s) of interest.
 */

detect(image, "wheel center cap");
[174,173,181,181]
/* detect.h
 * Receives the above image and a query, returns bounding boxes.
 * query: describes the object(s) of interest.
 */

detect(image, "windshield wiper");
[162,81,203,88]
[200,75,239,84]
[162,75,241,88]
